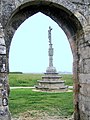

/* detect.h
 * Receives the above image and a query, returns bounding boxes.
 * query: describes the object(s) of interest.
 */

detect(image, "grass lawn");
[9,73,73,87]
[9,88,74,118]
[61,74,73,86]
[8,73,74,118]
[9,73,42,87]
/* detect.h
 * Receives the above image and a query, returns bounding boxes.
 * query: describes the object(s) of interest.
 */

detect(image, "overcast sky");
[9,12,73,73]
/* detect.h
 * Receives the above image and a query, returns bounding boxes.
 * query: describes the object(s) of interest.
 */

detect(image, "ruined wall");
[0,23,10,120]
[0,0,90,120]
[78,26,90,120]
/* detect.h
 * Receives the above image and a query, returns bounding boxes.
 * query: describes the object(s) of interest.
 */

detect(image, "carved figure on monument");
[46,26,56,73]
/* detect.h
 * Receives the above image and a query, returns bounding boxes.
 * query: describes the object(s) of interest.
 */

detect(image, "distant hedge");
[9,72,23,74]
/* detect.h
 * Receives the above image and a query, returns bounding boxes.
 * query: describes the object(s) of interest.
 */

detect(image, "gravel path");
[10,86,73,89]
[12,116,73,120]
[10,87,35,89]
[11,111,74,120]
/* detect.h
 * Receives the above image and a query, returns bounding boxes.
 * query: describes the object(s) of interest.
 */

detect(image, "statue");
[46,26,56,73]
[48,26,52,44]
[48,26,53,67]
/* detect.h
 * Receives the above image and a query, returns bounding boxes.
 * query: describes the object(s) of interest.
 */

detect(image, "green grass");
[9,74,74,117]
[9,73,42,87]
[61,74,73,86]
[9,89,74,117]
[9,73,73,87]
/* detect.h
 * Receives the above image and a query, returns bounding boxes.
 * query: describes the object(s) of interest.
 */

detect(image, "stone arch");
[5,1,83,66]
[1,0,87,120]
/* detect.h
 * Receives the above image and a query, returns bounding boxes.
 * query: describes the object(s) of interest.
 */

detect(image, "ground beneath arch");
[12,110,74,120]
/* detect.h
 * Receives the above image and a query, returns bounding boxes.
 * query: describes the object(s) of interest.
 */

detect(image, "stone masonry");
[0,0,90,120]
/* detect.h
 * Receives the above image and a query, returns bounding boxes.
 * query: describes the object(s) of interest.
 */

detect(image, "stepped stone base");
[36,72,68,92]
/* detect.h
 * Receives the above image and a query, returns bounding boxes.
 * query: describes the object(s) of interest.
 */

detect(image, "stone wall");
[78,26,90,120]
[0,23,11,120]
[0,0,90,120]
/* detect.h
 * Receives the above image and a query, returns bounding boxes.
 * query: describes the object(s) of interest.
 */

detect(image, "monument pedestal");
[36,26,68,92]
[36,68,68,92]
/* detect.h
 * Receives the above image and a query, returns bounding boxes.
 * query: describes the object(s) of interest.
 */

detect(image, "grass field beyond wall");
[9,73,74,118]
[9,73,73,87]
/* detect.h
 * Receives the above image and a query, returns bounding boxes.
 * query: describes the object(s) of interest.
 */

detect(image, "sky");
[9,12,73,73]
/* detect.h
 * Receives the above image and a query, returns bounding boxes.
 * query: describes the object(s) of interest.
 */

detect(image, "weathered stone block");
[79,58,90,73]
[0,46,6,55]
[80,84,90,96]
[0,38,5,46]
[0,114,11,120]
[0,56,6,65]
[83,59,90,73]
[0,64,6,73]
[0,73,7,78]
[79,96,90,115]
[84,32,90,43]
[79,110,90,120]
[79,59,84,73]
[79,46,90,59]
[79,74,90,84]
[79,93,90,115]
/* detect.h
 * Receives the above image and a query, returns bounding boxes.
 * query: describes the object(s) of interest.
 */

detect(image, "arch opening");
[9,12,73,74]
[9,12,74,118]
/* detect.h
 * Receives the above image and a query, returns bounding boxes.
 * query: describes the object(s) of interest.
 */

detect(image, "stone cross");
[48,26,54,67]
